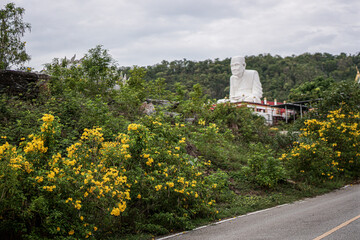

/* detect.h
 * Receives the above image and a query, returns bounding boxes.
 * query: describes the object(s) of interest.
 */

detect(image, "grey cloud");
[4,0,360,70]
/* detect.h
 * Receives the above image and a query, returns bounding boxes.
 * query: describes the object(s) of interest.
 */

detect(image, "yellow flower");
[111,208,121,216]
[43,185,56,192]
[47,171,55,179]
[198,119,206,126]
[94,226,98,231]
[35,176,44,183]
[69,230,74,235]
[146,158,154,166]
[80,216,84,221]
[137,194,141,199]
[177,177,184,184]
[127,123,140,131]
[73,200,82,210]
[57,227,60,231]
[24,136,48,153]
[155,185,162,191]
[166,182,174,188]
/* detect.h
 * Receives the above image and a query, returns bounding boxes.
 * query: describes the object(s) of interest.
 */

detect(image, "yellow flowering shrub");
[283,107,360,182]
[0,113,224,238]
[0,114,130,239]
[121,115,222,234]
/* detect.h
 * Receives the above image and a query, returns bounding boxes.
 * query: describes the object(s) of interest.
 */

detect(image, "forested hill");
[134,53,360,101]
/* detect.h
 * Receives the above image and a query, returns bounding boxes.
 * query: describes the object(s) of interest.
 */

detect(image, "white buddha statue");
[229,56,262,103]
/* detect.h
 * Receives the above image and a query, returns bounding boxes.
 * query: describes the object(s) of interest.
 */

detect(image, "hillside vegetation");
[125,52,360,101]
[0,46,360,239]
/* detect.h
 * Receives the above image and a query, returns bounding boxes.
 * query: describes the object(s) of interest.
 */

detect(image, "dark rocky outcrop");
[0,70,50,98]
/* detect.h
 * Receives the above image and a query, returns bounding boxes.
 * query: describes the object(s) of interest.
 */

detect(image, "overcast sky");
[4,0,360,70]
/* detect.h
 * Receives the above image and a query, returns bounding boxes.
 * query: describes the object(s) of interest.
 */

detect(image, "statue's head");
[231,56,246,77]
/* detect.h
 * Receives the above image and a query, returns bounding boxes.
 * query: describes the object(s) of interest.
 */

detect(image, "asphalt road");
[158,184,360,240]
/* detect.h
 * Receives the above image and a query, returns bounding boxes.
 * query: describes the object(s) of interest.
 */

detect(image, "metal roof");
[272,103,308,111]
[271,99,322,111]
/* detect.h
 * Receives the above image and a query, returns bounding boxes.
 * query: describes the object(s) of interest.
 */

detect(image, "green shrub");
[205,103,268,143]
[0,113,226,238]
[242,144,287,188]
[283,107,360,183]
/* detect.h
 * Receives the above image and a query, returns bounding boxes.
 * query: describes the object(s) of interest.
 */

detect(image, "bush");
[282,107,360,183]
[0,114,225,238]
[242,144,287,188]
[205,103,268,143]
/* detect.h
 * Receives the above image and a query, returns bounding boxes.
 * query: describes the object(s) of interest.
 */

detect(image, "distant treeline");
[122,53,360,101]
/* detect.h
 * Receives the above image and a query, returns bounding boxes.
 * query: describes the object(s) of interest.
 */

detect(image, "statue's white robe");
[229,70,262,103]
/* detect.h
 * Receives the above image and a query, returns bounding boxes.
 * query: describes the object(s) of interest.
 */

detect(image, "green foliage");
[283,107,360,183]
[107,67,149,119]
[0,2,31,70]
[242,144,287,188]
[190,119,243,170]
[317,81,360,114]
[0,92,128,150]
[135,53,360,101]
[0,114,226,238]
[288,76,334,101]
[205,103,268,143]
[143,58,231,100]
[2,41,360,239]
[145,77,172,100]
[176,83,210,118]
[0,95,43,144]
[44,45,120,98]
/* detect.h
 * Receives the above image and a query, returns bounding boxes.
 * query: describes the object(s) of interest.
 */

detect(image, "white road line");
[156,203,290,240]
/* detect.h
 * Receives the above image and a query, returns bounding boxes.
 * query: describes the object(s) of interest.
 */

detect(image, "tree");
[0,3,31,70]
[288,76,334,101]
[44,45,120,97]
[317,80,360,114]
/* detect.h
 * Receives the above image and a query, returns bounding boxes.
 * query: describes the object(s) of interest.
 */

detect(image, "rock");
[185,118,195,124]
[140,102,156,115]
[164,112,180,117]
[0,70,50,98]
[146,99,179,109]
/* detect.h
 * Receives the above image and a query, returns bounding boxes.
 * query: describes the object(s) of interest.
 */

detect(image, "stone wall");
[0,70,50,98]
